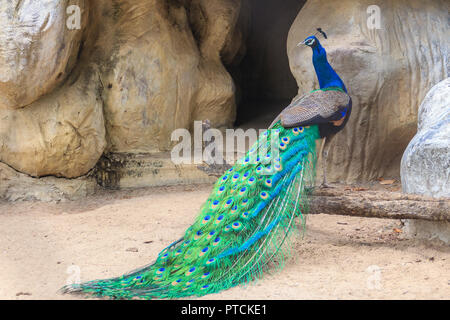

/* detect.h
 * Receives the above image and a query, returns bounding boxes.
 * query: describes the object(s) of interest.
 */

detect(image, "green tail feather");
[62,123,320,299]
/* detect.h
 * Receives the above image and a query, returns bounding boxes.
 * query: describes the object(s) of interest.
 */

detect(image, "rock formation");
[0,0,244,199]
[401,78,450,198]
[0,63,106,178]
[287,0,449,182]
[99,0,241,153]
[400,78,449,243]
[0,0,88,109]
[0,0,449,200]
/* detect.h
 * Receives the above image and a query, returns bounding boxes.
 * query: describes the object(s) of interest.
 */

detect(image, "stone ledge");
[0,153,219,202]
[94,152,217,190]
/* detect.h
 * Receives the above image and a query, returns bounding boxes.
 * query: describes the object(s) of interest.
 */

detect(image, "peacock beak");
[296,40,306,47]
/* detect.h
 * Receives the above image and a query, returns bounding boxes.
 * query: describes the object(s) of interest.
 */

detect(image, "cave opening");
[232,0,307,129]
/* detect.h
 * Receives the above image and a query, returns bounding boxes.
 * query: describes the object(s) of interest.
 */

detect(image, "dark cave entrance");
[232,0,306,129]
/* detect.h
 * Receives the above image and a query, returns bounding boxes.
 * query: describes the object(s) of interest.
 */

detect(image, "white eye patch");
[305,38,315,46]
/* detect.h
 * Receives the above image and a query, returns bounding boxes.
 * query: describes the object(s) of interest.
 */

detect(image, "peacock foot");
[319,182,332,189]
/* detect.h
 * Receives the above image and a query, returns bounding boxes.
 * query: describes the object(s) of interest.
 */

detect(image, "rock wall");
[100,0,241,153]
[0,0,104,178]
[287,0,449,182]
[0,0,449,200]
[0,63,106,178]
[0,0,243,186]
[0,0,88,109]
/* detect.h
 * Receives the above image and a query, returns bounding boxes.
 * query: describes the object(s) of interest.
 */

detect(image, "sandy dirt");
[0,184,449,300]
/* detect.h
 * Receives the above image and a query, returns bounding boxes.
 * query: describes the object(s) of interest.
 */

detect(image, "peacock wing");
[271,89,350,128]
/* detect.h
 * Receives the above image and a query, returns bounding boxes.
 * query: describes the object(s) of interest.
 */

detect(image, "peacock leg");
[320,134,335,188]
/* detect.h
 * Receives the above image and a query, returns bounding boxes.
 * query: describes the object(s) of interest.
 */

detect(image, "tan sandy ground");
[0,184,449,300]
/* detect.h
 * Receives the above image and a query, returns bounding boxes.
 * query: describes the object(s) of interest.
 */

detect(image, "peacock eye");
[306,38,315,46]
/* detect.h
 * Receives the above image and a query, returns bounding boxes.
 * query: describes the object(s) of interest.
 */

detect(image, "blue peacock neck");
[311,42,347,93]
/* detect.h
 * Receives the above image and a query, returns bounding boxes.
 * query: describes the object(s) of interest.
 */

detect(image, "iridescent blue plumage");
[304,35,348,93]
[293,32,352,186]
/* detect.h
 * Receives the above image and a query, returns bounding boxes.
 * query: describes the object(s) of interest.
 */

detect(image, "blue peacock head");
[296,28,348,92]
[297,28,328,48]
[302,36,319,48]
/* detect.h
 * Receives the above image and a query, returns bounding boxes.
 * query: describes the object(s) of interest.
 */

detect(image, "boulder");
[400,78,449,243]
[0,0,87,109]
[287,0,449,182]
[96,0,241,153]
[0,64,106,178]
[401,78,450,198]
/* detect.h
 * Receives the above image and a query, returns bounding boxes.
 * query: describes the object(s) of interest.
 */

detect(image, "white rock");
[401,78,450,198]
[401,78,450,243]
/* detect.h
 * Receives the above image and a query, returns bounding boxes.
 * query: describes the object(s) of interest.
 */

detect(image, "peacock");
[61,28,352,299]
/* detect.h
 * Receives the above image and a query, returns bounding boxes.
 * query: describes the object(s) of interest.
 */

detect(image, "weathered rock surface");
[287,0,449,183]
[400,78,449,243]
[0,0,87,109]
[401,78,450,198]
[1,0,449,200]
[98,0,241,153]
[0,162,97,202]
[95,152,216,190]
[0,0,243,193]
[0,64,106,178]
